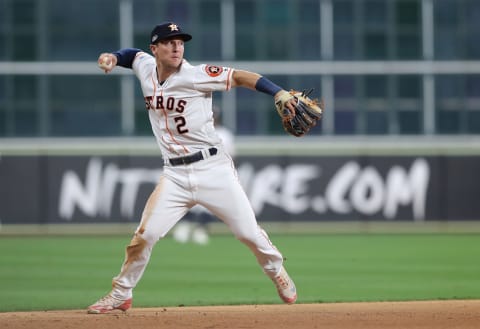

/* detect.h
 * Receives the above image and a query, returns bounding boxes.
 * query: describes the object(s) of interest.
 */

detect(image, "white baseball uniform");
[110,52,284,300]
[186,125,236,217]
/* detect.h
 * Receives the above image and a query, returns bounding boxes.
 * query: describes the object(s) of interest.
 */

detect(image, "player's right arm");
[98,48,143,73]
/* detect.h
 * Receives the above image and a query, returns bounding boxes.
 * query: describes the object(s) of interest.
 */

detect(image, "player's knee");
[133,228,159,247]
[124,234,150,264]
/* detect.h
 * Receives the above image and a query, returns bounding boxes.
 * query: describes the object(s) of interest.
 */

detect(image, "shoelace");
[274,275,290,290]
[96,295,118,306]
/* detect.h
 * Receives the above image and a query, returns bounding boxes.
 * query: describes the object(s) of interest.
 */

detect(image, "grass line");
[0,234,479,312]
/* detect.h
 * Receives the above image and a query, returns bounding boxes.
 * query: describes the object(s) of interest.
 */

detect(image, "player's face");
[150,38,185,69]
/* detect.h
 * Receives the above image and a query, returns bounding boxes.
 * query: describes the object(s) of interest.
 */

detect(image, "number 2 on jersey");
[174,116,189,134]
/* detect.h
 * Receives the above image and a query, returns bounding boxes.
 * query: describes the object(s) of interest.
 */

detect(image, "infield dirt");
[1,300,479,329]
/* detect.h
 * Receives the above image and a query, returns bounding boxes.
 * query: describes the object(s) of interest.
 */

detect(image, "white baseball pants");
[110,148,284,299]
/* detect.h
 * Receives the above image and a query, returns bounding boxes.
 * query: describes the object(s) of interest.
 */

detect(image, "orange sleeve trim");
[226,68,234,91]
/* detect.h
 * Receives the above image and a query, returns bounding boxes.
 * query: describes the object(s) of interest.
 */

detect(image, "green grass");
[0,234,479,312]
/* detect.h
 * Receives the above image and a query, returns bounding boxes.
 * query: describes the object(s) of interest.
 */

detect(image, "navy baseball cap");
[150,22,192,44]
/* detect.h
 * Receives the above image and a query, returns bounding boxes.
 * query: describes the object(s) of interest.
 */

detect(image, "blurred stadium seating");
[1,0,479,138]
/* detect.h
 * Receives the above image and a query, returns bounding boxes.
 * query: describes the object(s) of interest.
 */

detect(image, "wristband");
[255,77,283,96]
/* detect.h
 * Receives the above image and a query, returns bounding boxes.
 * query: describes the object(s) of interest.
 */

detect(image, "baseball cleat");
[191,226,210,245]
[272,266,297,304]
[87,294,132,314]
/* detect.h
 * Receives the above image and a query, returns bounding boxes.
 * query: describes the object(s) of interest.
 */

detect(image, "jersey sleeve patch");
[205,65,223,77]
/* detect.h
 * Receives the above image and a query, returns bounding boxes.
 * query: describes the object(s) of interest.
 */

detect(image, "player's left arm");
[231,70,261,90]
[231,70,296,114]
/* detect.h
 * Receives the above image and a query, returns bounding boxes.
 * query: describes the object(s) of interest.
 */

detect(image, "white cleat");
[191,226,210,245]
[172,222,192,243]
[272,266,297,304]
[87,294,132,314]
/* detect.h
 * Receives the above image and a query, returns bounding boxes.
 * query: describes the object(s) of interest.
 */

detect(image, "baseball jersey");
[132,52,235,160]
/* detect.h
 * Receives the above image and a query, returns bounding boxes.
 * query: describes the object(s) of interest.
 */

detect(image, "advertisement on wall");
[0,154,478,224]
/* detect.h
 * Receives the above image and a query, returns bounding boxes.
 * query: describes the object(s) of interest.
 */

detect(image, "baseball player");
[172,105,235,245]
[88,22,297,314]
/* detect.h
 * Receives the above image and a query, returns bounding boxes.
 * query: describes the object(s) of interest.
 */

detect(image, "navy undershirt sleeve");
[112,48,142,69]
[255,76,283,96]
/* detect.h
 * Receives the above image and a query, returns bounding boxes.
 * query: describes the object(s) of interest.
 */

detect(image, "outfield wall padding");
[0,154,479,223]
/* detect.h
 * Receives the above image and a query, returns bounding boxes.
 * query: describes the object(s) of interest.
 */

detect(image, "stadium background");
[1,0,480,228]
[1,0,480,319]
[1,0,480,138]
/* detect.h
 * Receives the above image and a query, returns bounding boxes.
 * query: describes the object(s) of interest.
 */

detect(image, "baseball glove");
[275,89,324,137]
